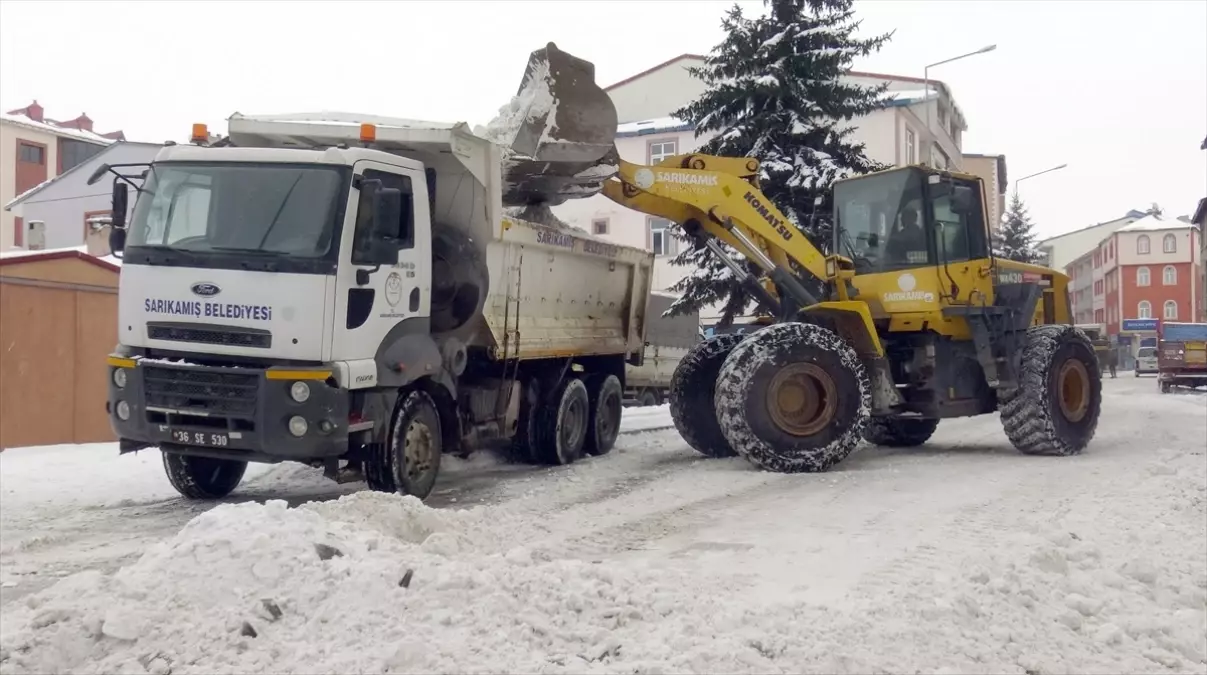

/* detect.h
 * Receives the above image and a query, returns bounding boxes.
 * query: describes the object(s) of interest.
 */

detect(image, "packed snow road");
[1,377,1204,674]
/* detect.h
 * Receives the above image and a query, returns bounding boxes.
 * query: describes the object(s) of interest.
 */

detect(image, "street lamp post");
[923,45,997,165]
[1013,163,1069,197]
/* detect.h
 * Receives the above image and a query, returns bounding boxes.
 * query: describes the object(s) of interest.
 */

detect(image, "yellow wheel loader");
[506,44,1102,473]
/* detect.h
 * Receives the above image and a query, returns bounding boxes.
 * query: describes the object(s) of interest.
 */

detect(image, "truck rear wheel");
[533,377,590,465]
[999,325,1102,456]
[715,322,869,473]
[669,333,746,458]
[585,374,622,456]
[162,452,247,500]
[386,390,443,498]
[637,389,660,407]
[863,417,939,447]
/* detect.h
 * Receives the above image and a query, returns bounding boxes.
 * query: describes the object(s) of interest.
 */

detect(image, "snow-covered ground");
[1,379,1204,674]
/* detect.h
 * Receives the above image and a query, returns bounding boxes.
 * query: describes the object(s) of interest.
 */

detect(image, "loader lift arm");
[600,153,884,358]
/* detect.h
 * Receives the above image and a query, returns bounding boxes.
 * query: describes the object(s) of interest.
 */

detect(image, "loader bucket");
[508,42,619,163]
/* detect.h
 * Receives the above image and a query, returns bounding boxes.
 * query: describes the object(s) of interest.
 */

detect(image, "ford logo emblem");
[191,282,221,297]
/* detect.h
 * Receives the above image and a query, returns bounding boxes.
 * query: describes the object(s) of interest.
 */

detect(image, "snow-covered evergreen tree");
[664,0,892,324]
[997,193,1040,264]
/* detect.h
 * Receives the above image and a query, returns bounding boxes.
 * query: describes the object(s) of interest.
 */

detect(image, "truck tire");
[386,390,443,498]
[637,389,659,407]
[584,374,622,456]
[715,322,870,473]
[162,452,246,500]
[430,225,489,335]
[669,333,746,458]
[862,417,939,447]
[533,377,590,465]
[999,325,1101,456]
[363,442,395,492]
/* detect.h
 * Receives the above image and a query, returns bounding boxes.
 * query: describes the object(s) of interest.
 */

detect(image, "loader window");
[833,168,930,274]
[929,178,988,264]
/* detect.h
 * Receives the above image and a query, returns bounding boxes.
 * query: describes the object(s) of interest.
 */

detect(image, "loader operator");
[886,206,928,265]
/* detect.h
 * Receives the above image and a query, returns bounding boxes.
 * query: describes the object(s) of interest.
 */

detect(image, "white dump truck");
[624,292,699,406]
[98,46,656,500]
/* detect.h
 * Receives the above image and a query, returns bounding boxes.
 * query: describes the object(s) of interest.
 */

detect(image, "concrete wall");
[607,57,708,124]
[962,155,1005,232]
[7,142,160,251]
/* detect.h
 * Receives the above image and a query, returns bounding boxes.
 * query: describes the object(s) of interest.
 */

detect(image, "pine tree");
[997,193,1039,264]
[664,0,893,324]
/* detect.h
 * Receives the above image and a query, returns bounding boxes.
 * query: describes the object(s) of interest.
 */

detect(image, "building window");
[1136,266,1150,286]
[1163,265,1177,285]
[905,129,916,164]
[648,217,675,256]
[592,218,609,236]
[649,140,677,165]
[1164,300,1178,320]
[1095,309,1104,322]
[18,142,44,165]
[59,139,104,173]
[1163,233,1176,253]
[1137,301,1152,319]
[1137,235,1150,254]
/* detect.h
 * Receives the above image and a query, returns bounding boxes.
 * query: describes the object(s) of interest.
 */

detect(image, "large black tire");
[430,225,488,335]
[636,389,660,407]
[162,452,247,500]
[863,417,940,447]
[999,325,1102,456]
[386,390,443,498]
[533,377,590,465]
[584,374,623,456]
[669,333,746,458]
[715,322,870,473]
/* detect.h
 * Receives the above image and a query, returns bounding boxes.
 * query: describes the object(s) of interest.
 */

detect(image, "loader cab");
[832,166,990,276]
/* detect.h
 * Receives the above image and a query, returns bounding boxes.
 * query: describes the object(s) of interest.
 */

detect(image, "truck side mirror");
[109,182,129,257]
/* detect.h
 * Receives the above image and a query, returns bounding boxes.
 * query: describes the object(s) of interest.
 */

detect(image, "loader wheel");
[999,325,1101,456]
[669,333,747,458]
[162,452,246,500]
[863,417,940,447]
[533,377,590,465]
[715,322,869,473]
[584,373,623,456]
[385,390,443,498]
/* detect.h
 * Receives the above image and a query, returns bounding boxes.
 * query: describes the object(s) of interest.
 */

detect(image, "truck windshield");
[833,169,928,274]
[127,162,347,257]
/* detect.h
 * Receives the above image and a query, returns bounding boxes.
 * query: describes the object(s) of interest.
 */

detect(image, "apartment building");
[555,54,995,321]
[1036,210,1147,271]
[1075,214,1203,335]
[1,101,125,251]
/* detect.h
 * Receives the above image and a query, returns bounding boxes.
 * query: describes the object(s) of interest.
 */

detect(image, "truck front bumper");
[106,356,352,462]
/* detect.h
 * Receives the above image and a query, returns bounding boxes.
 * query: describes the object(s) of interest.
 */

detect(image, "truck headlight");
[288,416,308,437]
[290,381,311,403]
[116,400,131,421]
[113,368,127,389]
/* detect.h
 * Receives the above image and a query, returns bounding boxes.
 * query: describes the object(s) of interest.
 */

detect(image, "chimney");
[5,100,44,122]
[26,221,46,251]
[62,113,94,132]
[85,219,113,257]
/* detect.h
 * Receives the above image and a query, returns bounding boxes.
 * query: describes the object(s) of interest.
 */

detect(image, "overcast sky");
[2,0,1203,238]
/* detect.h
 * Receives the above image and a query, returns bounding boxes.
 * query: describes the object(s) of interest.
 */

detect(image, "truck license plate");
[170,429,230,447]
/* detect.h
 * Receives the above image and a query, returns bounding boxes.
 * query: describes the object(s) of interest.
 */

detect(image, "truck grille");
[147,322,272,349]
[143,365,259,418]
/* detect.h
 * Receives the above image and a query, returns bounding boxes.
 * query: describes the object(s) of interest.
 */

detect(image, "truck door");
[331,161,432,369]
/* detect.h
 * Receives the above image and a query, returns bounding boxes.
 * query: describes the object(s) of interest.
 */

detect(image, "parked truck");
[1157,322,1207,392]
[95,47,661,500]
[624,292,699,406]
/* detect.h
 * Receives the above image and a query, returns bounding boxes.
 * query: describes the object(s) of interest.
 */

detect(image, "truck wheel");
[387,390,443,498]
[715,322,869,473]
[670,333,746,458]
[162,452,246,500]
[533,377,590,465]
[863,417,939,447]
[637,389,659,407]
[585,374,623,456]
[363,442,396,492]
[999,325,1101,456]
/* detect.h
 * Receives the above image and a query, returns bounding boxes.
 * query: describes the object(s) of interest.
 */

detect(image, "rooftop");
[2,101,125,144]
[1116,213,1200,233]
[0,244,121,271]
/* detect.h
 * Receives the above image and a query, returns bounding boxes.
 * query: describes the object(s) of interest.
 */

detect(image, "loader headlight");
[113,368,127,389]
[290,381,311,403]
